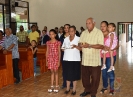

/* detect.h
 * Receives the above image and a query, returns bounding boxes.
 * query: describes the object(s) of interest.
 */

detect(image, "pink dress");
[46,41,61,70]
[105,32,118,50]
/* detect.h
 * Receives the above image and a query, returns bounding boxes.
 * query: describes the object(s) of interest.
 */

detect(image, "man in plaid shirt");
[16,25,28,44]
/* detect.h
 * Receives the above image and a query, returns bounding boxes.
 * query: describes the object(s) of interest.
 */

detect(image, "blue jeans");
[33,57,37,73]
[101,56,116,91]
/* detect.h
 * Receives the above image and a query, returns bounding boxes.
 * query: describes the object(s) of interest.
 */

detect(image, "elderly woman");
[0,28,20,84]
[0,30,5,45]
[62,26,81,95]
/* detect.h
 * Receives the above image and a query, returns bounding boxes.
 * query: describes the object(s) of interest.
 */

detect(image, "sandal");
[71,91,76,95]
[100,88,107,94]
[101,64,106,70]
[64,90,70,94]
[53,85,60,93]
[107,66,115,72]
[48,86,54,93]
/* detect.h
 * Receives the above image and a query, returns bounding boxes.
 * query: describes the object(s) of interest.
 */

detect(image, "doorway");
[0,3,10,34]
[117,22,133,47]
[0,5,4,31]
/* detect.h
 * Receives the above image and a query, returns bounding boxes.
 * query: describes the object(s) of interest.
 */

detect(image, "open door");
[118,22,133,47]
[0,4,5,32]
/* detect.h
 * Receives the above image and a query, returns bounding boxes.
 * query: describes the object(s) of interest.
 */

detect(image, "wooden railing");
[18,45,47,76]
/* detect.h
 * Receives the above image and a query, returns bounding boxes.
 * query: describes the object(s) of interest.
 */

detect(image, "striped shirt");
[79,27,104,67]
[0,37,5,45]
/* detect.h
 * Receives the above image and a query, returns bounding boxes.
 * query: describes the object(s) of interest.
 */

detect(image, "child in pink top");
[101,23,118,72]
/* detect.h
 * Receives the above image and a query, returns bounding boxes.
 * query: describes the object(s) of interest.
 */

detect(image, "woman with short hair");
[62,26,81,95]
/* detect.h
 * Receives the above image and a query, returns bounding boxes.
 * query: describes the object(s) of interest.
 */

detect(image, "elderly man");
[79,18,104,97]
[16,25,28,44]
[0,28,20,84]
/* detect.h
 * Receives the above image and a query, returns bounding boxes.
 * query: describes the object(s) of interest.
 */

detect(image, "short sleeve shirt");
[28,31,39,42]
[62,35,81,61]
[79,27,104,66]
[1,34,19,59]
[16,31,28,42]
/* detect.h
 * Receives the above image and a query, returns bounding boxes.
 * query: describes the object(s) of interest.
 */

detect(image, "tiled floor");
[0,34,133,97]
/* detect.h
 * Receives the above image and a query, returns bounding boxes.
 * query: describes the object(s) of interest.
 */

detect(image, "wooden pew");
[0,51,14,89]
[37,45,47,73]
[18,45,34,80]
[18,45,47,75]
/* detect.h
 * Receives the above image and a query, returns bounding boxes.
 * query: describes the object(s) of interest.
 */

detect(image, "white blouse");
[62,35,81,61]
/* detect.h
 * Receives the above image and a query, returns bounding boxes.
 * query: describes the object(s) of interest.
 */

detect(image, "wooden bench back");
[37,45,46,59]
[0,51,6,67]
[18,45,34,80]
[0,51,14,86]
[18,45,33,60]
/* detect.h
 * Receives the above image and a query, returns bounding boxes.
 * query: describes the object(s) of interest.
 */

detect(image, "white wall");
[27,0,133,31]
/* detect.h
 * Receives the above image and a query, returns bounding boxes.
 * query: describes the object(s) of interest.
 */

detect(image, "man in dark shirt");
[41,30,50,45]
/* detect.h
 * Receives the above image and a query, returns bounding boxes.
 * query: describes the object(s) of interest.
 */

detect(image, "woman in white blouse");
[62,26,81,95]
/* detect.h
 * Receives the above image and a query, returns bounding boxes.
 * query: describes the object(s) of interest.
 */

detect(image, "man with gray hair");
[79,18,104,97]
[0,28,20,84]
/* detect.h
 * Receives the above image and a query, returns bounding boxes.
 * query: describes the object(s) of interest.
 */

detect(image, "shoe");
[101,64,106,70]
[48,86,54,93]
[109,90,114,95]
[107,66,115,72]
[91,95,96,97]
[80,92,90,96]
[71,91,76,95]
[53,85,60,93]
[64,90,70,94]
[100,88,107,94]
[15,79,20,84]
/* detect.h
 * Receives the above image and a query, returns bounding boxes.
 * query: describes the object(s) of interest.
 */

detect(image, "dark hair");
[59,26,64,33]
[64,24,70,28]
[44,26,47,29]
[108,23,116,30]
[31,25,36,28]
[80,26,85,30]
[69,25,76,31]
[62,24,71,36]
[60,26,64,29]
[101,21,108,26]
[55,27,58,29]
[0,30,4,35]
[42,30,46,32]
[49,29,60,41]
[20,25,23,28]
[31,40,37,45]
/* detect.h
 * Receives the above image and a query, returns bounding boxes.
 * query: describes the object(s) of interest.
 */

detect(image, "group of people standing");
[0,17,119,97]
[45,17,119,97]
